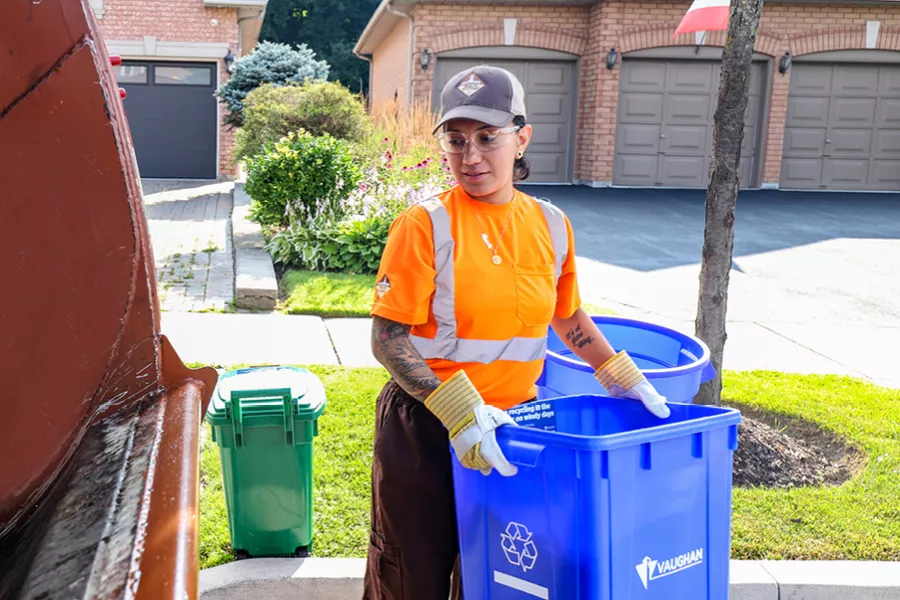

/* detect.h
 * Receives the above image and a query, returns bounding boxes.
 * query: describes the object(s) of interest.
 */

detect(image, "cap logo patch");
[457,73,485,97]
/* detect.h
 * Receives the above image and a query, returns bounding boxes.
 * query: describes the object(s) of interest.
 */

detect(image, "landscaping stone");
[232,184,278,311]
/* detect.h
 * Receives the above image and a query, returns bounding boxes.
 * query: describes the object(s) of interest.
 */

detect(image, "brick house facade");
[355,0,900,191]
[90,0,267,179]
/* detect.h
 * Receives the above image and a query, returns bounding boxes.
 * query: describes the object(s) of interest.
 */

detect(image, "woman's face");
[441,118,532,203]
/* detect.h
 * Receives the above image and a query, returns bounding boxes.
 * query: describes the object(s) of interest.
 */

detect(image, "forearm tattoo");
[565,323,595,349]
[371,316,443,402]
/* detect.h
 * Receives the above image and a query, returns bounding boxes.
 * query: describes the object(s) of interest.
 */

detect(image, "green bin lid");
[206,365,325,424]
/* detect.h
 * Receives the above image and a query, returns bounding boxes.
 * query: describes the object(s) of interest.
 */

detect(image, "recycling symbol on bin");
[501,522,538,572]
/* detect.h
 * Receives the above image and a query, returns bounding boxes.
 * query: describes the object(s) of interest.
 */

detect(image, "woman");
[363,65,669,600]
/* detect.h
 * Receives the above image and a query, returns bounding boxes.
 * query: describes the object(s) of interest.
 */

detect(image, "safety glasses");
[437,125,521,155]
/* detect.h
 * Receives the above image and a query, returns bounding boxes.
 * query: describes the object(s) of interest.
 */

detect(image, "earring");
[516,150,524,159]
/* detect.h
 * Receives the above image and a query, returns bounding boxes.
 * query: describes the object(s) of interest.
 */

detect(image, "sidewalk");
[160,310,899,389]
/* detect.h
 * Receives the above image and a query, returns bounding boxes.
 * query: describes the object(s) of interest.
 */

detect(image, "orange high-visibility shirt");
[371,185,581,409]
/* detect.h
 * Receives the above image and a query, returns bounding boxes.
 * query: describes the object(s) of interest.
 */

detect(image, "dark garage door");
[780,63,900,190]
[114,61,218,179]
[614,59,766,188]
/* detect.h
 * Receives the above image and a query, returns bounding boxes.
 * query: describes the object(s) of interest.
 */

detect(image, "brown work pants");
[362,379,464,600]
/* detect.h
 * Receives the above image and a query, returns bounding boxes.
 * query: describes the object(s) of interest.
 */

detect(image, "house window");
[90,0,104,18]
[113,65,148,84]
[155,66,213,86]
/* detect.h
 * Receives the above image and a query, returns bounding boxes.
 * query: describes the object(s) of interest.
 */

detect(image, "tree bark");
[694,0,765,406]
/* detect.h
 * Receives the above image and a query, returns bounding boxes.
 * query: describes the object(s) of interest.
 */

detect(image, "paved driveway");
[519,185,900,387]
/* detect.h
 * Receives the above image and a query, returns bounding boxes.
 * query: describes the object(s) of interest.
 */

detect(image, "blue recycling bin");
[538,315,716,403]
[452,394,741,600]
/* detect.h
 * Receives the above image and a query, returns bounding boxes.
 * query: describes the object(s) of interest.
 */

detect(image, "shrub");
[214,41,330,127]
[234,80,370,161]
[243,131,362,227]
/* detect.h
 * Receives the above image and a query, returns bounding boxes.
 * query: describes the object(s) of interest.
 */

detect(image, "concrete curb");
[232,183,278,310]
[199,557,900,599]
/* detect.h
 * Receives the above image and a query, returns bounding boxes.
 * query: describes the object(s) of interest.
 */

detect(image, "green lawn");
[275,268,615,318]
[198,368,899,569]
[277,269,376,317]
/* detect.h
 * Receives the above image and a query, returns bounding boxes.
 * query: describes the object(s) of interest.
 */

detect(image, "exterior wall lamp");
[421,48,431,70]
[606,47,618,70]
[778,51,792,75]
[224,48,236,75]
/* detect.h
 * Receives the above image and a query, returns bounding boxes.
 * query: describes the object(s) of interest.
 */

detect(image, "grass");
[199,365,389,568]
[198,367,900,568]
[725,371,900,560]
[277,269,376,317]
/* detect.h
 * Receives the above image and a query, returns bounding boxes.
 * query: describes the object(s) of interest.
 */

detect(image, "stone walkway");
[142,180,235,312]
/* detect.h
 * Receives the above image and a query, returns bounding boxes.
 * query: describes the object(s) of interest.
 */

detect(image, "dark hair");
[512,115,530,182]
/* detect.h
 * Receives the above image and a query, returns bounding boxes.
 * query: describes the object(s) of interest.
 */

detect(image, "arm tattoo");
[565,323,595,349]
[371,316,443,402]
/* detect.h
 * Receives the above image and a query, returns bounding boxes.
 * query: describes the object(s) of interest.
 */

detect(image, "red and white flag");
[673,0,731,39]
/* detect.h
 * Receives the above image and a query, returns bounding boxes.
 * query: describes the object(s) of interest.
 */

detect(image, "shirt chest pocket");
[514,263,556,327]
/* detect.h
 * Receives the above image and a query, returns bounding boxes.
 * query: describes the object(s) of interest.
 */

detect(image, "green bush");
[266,212,393,275]
[234,80,370,161]
[214,41,330,128]
[243,131,362,227]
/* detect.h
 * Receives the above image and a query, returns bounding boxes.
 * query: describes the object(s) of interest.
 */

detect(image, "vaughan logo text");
[634,548,704,589]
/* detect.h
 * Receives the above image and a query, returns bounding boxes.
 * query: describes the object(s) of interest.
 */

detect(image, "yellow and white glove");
[425,370,519,477]
[594,350,671,419]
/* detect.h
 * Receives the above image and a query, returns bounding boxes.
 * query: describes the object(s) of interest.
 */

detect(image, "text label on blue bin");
[507,402,556,431]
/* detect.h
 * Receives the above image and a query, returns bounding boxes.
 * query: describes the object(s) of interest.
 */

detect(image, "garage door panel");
[528,94,568,121]
[823,158,869,188]
[870,161,900,188]
[783,128,826,156]
[528,152,565,179]
[832,66,880,96]
[659,155,707,187]
[876,98,900,127]
[742,125,757,155]
[620,62,667,92]
[530,123,566,151]
[791,65,832,96]
[740,157,754,186]
[614,155,659,185]
[781,158,824,188]
[787,96,829,128]
[879,67,900,96]
[665,94,712,124]
[663,125,709,155]
[666,63,715,93]
[615,123,661,154]
[830,97,876,127]
[873,130,900,157]
[527,64,569,90]
[827,128,873,156]
[619,93,664,123]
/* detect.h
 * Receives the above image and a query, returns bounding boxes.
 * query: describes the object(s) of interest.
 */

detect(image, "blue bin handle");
[700,361,716,383]
[228,387,295,447]
[501,438,545,469]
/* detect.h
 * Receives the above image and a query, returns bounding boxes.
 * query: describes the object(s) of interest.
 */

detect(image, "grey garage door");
[434,58,576,183]
[114,61,218,179]
[614,59,765,188]
[780,63,900,190]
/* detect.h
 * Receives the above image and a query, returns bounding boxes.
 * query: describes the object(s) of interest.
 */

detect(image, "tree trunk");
[694,0,765,406]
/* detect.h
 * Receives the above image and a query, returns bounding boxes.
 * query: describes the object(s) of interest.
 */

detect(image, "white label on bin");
[501,522,538,571]
[635,548,704,589]
[494,571,549,599]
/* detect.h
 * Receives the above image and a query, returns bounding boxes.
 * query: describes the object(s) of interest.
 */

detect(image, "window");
[113,65,148,84]
[154,66,212,86]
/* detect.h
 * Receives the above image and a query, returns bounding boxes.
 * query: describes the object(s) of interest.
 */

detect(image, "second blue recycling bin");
[452,394,741,600]
[538,315,716,403]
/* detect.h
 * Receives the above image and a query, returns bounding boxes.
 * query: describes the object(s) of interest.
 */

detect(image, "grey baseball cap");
[433,64,527,134]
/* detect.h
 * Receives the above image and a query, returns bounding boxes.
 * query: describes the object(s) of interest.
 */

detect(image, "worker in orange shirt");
[362,65,670,600]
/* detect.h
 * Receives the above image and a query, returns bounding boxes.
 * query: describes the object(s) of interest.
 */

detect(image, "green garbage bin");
[206,365,326,558]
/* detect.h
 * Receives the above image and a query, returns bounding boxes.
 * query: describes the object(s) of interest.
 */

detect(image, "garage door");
[614,59,766,188]
[114,61,218,179]
[434,58,576,183]
[780,63,900,190]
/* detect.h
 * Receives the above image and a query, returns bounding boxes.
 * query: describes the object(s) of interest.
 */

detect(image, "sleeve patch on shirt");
[375,275,392,299]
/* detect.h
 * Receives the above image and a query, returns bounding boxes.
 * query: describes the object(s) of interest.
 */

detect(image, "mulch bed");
[728,403,865,489]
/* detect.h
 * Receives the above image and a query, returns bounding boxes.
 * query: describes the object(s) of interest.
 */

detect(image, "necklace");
[473,196,516,265]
